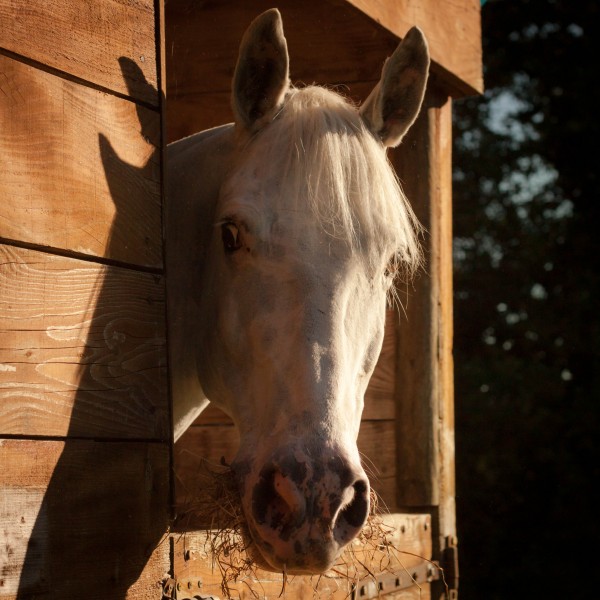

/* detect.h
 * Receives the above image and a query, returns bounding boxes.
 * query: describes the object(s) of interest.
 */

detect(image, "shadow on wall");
[16,59,170,598]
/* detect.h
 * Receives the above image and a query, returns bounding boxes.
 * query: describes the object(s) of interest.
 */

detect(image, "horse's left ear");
[360,27,430,148]
[232,8,290,133]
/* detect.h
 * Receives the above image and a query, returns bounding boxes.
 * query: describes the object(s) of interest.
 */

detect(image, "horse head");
[168,8,429,575]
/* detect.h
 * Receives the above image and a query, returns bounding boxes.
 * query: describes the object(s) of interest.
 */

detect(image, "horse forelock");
[239,85,422,278]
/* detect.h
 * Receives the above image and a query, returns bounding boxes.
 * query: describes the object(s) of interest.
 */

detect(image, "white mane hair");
[247,85,423,277]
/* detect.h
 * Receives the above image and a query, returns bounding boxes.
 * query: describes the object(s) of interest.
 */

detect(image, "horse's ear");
[360,27,430,148]
[232,8,290,133]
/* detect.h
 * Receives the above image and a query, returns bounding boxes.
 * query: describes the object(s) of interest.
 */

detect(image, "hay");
[174,459,448,599]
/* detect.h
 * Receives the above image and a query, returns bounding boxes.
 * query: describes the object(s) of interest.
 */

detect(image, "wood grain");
[0,244,168,440]
[0,438,170,599]
[0,55,162,267]
[171,513,432,600]
[0,0,158,104]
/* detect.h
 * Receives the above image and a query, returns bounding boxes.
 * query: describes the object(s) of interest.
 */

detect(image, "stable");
[0,1,482,598]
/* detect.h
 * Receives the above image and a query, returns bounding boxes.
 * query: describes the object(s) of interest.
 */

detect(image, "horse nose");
[249,459,370,572]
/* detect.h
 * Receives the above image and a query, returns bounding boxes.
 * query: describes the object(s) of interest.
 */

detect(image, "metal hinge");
[351,560,440,599]
[161,577,219,600]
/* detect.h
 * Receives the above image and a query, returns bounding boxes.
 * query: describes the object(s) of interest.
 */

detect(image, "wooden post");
[392,85,456,564]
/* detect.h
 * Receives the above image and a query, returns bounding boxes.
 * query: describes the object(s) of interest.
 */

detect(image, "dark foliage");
[453,1,600,597]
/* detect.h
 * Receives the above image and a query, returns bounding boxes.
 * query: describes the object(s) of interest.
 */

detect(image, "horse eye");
[221,222,242,252]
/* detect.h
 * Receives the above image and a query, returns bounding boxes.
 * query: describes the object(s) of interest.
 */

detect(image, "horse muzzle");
[233,444,370,574]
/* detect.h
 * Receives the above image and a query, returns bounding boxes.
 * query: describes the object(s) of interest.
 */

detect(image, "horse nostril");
[252,468,306,530]
[334,478,370,541]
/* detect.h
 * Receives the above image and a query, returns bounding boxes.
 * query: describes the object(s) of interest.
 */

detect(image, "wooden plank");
[0,438,170,599]
[171,513,432,600]
[0,55,162,267]
[0,244,168,440]
[346,0,483,95]
[392,88,456,549]
[0,0,157,104]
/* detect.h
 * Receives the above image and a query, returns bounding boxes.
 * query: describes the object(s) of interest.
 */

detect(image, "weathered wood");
[0,244,168,440]
[346,0,483,95]
[171,513,432,599]
[392,88,456,547]
[0,0,157,104]
[0,55,162,267]
[0,438,170,599]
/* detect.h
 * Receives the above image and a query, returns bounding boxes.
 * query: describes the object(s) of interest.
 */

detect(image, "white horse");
[167,8,429,574]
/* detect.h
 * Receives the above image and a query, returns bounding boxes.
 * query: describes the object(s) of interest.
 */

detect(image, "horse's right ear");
[360,27,430,147]
[232,9,290,133]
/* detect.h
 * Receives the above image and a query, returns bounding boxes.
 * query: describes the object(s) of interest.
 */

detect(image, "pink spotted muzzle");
[233,445,370,573]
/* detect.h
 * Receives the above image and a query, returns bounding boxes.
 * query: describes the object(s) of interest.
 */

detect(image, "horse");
[166,8,429,575]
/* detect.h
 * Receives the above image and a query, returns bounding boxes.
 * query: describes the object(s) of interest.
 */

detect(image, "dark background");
[452,0,599,597]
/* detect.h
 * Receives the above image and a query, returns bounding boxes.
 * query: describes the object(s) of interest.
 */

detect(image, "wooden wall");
[0,1,170,597]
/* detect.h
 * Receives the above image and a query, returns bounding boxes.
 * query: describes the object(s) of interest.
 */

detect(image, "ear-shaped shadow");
[16,58,169,598]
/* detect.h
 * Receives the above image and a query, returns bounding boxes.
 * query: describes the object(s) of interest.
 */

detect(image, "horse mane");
[250,85,422,277]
